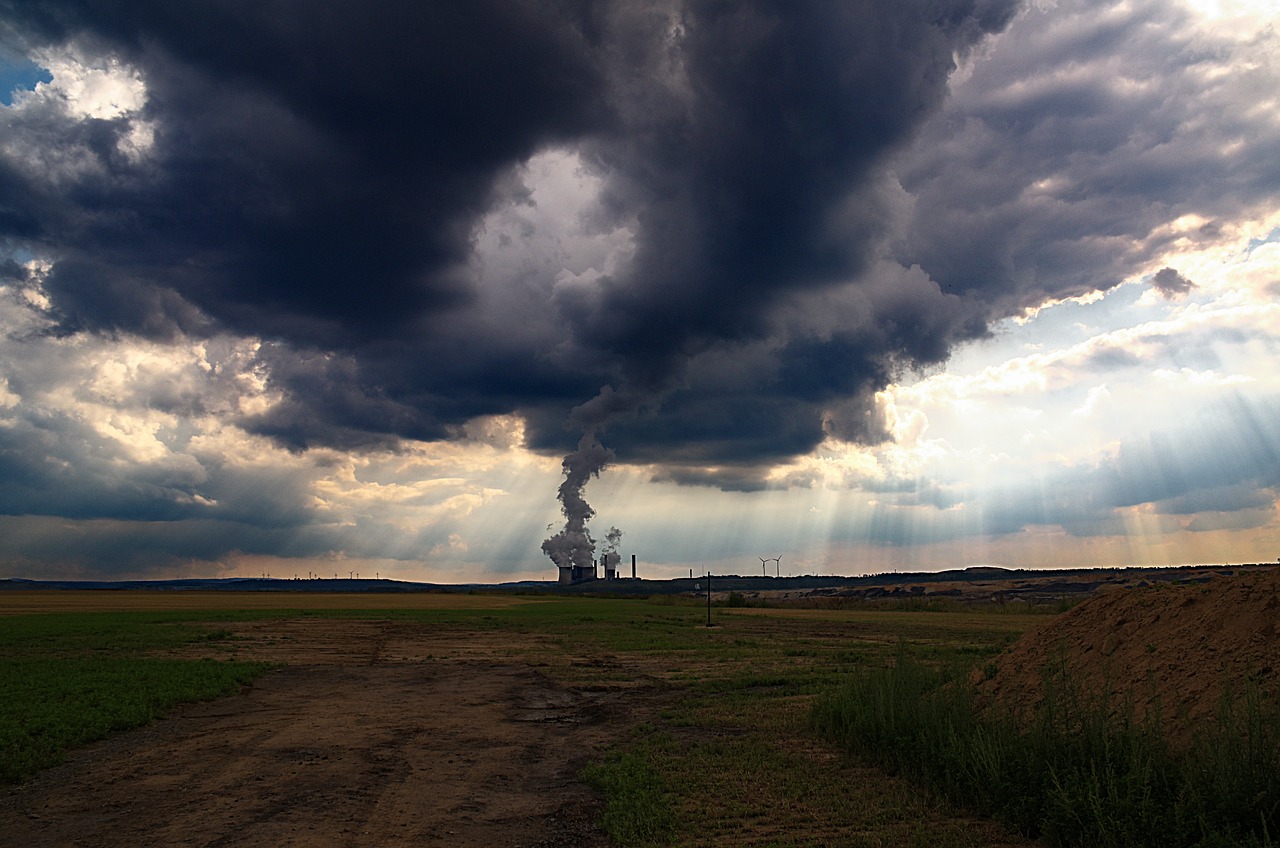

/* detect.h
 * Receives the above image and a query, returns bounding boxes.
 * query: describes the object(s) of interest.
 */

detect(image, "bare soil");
[978,568,1280,745]
[0,620,652,848]
[739,564,1267,606]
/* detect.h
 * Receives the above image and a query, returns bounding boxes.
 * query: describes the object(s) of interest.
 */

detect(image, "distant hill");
[2,563,1274,603]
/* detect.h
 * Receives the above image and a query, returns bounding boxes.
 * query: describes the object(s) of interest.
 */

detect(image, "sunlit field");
[0,590,1046,847]
[5,588,1275,847]
[0,590,544,615]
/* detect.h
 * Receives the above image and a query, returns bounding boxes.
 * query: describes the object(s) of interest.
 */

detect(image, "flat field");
[0,590,1049,847]
[0,589,540,614]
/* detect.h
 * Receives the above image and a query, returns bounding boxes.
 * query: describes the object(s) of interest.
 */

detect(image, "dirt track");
[1,620,652,847]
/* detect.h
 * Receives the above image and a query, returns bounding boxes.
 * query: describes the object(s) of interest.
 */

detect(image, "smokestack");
[600,527,623,581]
[632,554,636,579]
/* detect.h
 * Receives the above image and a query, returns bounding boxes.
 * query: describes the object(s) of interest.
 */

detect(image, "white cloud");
[2,46,156,177]
[25,48,147,119]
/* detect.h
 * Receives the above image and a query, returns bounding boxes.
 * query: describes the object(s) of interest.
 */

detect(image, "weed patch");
[0,657,271,783]
[0,612,275,783]
[812,651,1280,848]
[568,602,1047,846]
[582,735,677,846]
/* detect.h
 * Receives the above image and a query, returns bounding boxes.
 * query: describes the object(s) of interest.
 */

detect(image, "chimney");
[632,554,636,579]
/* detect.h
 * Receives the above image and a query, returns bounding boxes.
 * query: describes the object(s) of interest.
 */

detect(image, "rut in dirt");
[0,622,649,848]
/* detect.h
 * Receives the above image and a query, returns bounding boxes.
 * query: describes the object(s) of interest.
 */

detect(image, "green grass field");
[0,592,1041,846]
[0,610,275,783]
[3,591,1274,847]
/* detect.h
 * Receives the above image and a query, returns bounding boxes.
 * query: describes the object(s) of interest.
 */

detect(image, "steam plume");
[541,429,614,572]
[601,526,623,573]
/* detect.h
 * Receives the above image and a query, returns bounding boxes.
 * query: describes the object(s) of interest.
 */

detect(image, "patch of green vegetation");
[582,732,677,846]
[0,612,274,784]
[812,649,1280,848]
[559,602,1053,846]
[0,657,271,783]
[0,611,243,658]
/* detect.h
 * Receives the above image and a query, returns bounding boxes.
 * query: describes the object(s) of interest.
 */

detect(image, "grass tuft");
[581,738,677,846]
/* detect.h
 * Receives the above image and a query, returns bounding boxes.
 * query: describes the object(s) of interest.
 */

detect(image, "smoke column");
[602,526,623,574]
[541,429,614,573]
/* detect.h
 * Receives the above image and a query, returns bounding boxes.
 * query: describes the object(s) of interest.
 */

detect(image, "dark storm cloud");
[0,399,320,528]
[896,0,1280,313]
[0,0,1020,481]
[0,407,201,522]
[1155,483,1274,517]
[1184,508,1275,534]
[3,0,608,343]
[566,1,1015,370]
[0,514,356,576]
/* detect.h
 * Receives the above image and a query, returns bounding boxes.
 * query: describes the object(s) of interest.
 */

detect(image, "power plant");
[542,425,637,586]
[557,553,636,585]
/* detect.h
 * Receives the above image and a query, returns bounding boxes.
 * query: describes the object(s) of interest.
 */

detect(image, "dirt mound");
[977,568,1280,746]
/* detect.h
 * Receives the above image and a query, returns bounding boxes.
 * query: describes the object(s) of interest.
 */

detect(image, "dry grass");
[2,589,1051,846]
[0,589,543,615]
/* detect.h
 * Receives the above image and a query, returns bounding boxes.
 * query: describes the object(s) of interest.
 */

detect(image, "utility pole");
[706,571,712,627]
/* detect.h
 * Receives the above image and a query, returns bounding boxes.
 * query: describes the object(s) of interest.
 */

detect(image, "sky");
[0,0,1278,583]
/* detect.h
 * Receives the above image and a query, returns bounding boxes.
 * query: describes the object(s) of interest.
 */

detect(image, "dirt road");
[1,619,649,848]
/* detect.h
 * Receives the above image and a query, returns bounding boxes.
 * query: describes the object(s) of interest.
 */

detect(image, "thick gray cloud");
[3,1,609,341]
[897,0,1280,313]
[0,0,1019,481]
[0,513,374,575]
[2,0,1279,575]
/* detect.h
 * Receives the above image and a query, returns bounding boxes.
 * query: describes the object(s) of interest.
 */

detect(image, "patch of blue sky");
[1246,227,1280,253]
[0,55,50,106]
[942,282,1153,377]
[3,247,38,266]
